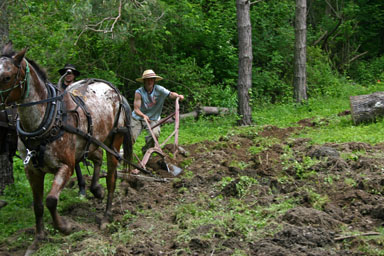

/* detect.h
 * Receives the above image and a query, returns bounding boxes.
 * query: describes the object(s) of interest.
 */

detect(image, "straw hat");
[58,64,80,76]
[136,69,163,82]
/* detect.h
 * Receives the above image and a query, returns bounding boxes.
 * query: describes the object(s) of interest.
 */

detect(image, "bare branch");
[250,0,263,5]
[325,0,340,18]
[75,0,122,45]
[0,1,6,10]
[312,31,328,46]
[131,0,144,8]
[348,51,368,64]
[335,232,380,241]
[154,11,165,22]
[116,74,137,84]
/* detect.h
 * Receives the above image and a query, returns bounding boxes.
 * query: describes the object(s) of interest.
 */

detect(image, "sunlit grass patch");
[174,195,297,244]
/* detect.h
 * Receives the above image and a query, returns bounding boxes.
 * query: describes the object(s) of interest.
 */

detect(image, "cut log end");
[350,92,384,125]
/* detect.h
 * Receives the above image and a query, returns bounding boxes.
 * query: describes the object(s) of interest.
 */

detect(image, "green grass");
[253,83,384,144]
[2,81,384,254]
[0,158,42,239]
[174,195,297,244]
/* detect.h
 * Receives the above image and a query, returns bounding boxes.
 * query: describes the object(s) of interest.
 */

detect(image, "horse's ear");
[2,41,13,55]
[13,48,28,67]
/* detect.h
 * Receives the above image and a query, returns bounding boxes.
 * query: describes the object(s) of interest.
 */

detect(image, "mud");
[2,119,384,255]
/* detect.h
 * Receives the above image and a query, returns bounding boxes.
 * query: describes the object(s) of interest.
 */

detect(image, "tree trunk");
[350,92,384,125]
[0,1,13,195]
[236,0,253,126]
[0,1,9,45]
[293,0,308,103]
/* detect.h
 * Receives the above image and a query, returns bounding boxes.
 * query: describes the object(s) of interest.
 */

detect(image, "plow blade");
[165,163,183,176]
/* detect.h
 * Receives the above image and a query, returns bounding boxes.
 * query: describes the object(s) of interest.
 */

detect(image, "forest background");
[2,1,384,255]
[2,0,384,112]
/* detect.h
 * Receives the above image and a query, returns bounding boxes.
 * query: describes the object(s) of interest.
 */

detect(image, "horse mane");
[26,58,48,82]
[1,49,15,58]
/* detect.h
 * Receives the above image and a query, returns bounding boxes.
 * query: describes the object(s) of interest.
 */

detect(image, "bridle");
[0,58,30,106]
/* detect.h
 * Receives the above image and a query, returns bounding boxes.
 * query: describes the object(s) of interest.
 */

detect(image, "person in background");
[57,64,86,195]
[58,63,80,89]
[132,69,184,167]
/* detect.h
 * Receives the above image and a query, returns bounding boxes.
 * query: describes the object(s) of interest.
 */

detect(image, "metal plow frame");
[133,97,182,176]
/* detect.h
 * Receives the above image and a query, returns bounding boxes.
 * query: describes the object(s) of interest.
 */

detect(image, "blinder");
[0,57,30,105]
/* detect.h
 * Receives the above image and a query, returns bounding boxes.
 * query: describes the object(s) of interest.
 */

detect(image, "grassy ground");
[1,81,384,255]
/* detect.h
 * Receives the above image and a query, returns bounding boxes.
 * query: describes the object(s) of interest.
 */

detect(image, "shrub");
[348,55,384,85]
[306,46,344,97]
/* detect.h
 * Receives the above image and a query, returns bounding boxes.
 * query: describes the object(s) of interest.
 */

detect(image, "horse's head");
[0,41,28,105]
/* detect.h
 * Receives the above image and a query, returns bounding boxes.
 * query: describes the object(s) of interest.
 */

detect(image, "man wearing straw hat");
[132,69,184,160]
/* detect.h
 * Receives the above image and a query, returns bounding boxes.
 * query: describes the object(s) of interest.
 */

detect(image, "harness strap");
[62,124,151,175]
[62,124,119,159]
[6,94,64,109]
[18,83,67,168]
[70,93,93,159]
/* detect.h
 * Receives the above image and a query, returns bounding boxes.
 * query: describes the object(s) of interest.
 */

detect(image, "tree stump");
[350,92,384,125]
[0,154,14,194]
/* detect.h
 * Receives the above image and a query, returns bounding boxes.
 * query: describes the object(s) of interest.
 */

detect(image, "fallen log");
[164,106,232,124]
[350,92,384,125]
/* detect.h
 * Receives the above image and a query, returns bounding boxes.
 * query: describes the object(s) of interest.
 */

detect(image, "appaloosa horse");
[0,42,133,254]
[0,106,104,198]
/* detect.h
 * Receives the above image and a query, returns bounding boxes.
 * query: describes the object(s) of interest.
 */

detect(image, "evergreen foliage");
[3,0,384,109]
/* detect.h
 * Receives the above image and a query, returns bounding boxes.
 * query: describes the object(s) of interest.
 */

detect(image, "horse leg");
[46,165,73,235]
[89,148,104,199]
[100,139,122,230]
[24,170,46,255]
[26,170,46,239]
[75,163,86,196]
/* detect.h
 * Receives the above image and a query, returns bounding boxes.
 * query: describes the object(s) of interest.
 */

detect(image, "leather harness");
[16,78,131,169]
[1,72,150,173]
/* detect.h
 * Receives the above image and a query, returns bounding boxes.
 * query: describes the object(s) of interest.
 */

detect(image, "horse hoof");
[79,189,86,197]
[57,218,73,235]
[91,185,105,199]
[100,219,108,230]
[99,215,112,230]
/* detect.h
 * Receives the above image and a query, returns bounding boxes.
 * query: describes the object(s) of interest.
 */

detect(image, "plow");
[131,97,183,176]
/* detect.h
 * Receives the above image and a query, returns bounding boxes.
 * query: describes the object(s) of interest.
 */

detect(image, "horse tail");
[121,96,133,170]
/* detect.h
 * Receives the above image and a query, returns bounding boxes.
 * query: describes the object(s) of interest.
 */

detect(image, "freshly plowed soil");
[2,119,384,255]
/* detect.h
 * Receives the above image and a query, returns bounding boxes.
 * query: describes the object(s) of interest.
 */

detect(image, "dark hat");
[58,64,80,76]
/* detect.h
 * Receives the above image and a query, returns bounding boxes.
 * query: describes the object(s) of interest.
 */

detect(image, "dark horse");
[0,107,17,209]
[0,108,17,163]
[0,42,132,254]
